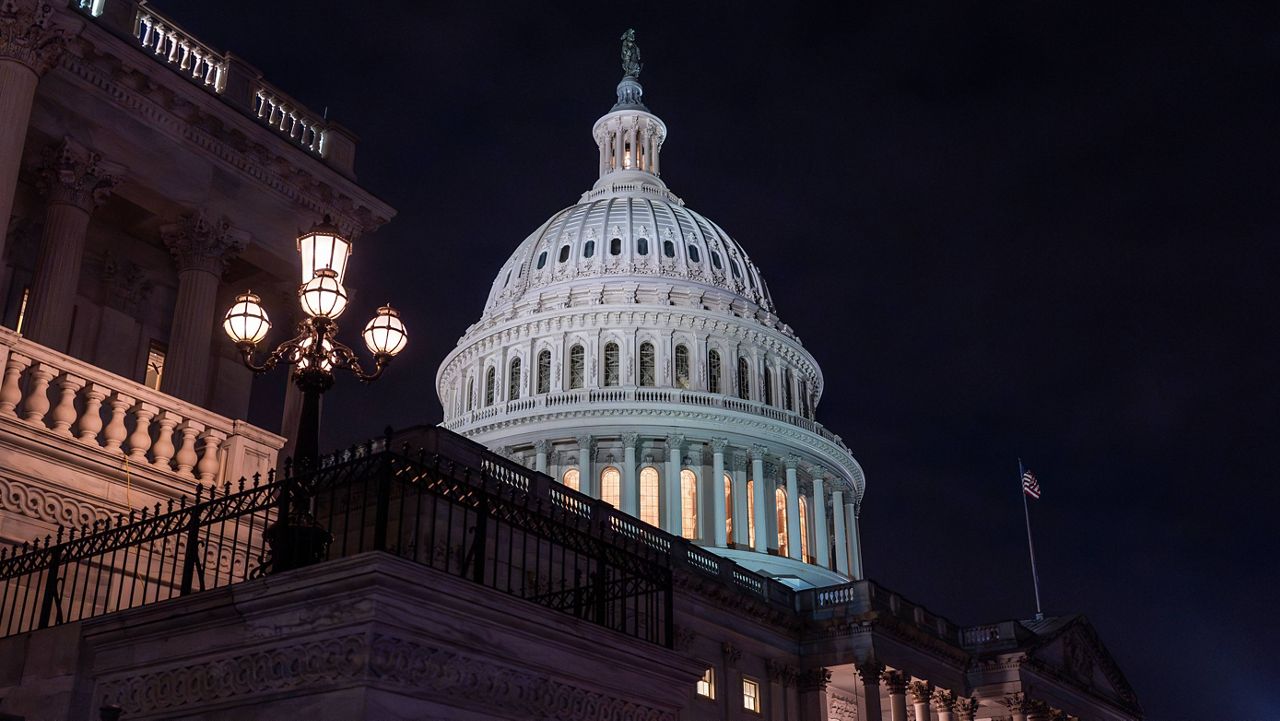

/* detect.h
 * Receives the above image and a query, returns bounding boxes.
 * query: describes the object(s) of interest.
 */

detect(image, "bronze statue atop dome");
[621,29,642,78]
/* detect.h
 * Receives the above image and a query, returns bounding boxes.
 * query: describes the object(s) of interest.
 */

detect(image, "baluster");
[102,392,133,451]
[20,362,56,426]
[0,352,31,416]
[151,411,179,469]
[126,402,158,462]
[75,382,107,443]
[197,430,226,482]
[48,373,86,436]
[174,420,203,477]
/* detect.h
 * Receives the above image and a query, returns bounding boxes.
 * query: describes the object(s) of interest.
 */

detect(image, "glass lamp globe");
[362,305,408,357]
[296,216,351,285]
[295,336,335,372]
[223,291,271,345]
[298,269,348,319]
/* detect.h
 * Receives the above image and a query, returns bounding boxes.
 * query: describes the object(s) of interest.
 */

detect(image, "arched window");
[775,487,788,557]
[537,350,551,394]
[639,342,656,386]
[484,366,496,406]
[563,468,580,491]
[584,240,595,258]
[708,350,722,394]
[746,480,755,548]
[601,466,620,508]
[674,344,690,389]
[711,251,723,270]
[640,466,660,527]
[537,251,547,269]
[637,237,649,255]
[687,245,700,263]
[610,237,622,255]
[724,472,734,541]
[466,376,475,409]
[799,495,811,563]
[730,259,742,278]
[737,357,750,400]
[663,240,675,257]
[569,345,585,389]
[763,366,774,406]
[508,357,522,401]
[558,245,570,263]
[783,368,794,411]
[603,342,620,386]
[799,379,810,418]
[680,469,698,539]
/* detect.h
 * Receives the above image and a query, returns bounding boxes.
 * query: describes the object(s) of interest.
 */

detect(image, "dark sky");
[176,2,1277,718]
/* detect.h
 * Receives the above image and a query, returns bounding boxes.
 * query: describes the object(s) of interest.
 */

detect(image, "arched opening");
[687,245,700,263]
[783,368,794,411]
[737,357,750,400]
[775,487,788,557]
[610,237,622,255]
[562,468,580,492]
[640,466,660,527]
[558,245,570,263]
[799,495,811,563]
[674,344,690,389]
[601,466,620,508]
[680,469,698,539]
[484,366,496,406]
[637,237,649,255]
[708,350,722,394]
[466,376,474,410]
[639,342,656,387]
[536,350,551,394]
[763,366,775,406]
[508,357,522,400]
[724,472,734,542]
[603,342,620,386]
[568,345,585,389]
[663,240,675,257]
[583,240,595,258]
[746,479,756,548]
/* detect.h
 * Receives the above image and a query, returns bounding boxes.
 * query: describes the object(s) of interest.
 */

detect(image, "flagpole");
[1019,458,1044,620]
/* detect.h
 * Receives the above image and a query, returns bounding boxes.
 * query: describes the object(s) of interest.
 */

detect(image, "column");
[854,662,884,721]
[575,434,595,497]
[882,670,908,721]
[159,212,245,405]
[0,2,65,264]
[785,455,802,560]
[797,668,831,721]
[832,489,850,575]
[731,451,749,546]
[621,432,638,515]
[954,697,979,721]
[910,681,933,721]
[751,445,768,552]
[711,438,727,546]
[933,689,956,721]
[1003,693,1030,721]
[812,469,830,568]
[533,439,550,474]
[847,501,864,579]
[665,433,684,533]
[23,139,121,349]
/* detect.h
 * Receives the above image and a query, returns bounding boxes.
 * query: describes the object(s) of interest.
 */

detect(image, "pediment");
[1028,616,1140,711]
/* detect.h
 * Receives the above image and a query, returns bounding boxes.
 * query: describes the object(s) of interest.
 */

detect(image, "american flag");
[1022,470,1041,500]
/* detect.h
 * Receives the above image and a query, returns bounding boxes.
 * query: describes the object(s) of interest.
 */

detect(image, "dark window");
[584,240,595,258]
[730,259,741,278]
[537,350,551,394]
[559,245,570,263]
[663,240,675,257]
[708,350,722,393]
[604,342,620,386]
[610,237,622,255]
[485,367,497,406]
[737,357,750,400]
[783,368,794,411]
[711,251,723,270]
[763,367,774,406]
[537,251,547,269]
[569,345,585,389]
[675,344,690,388]
[637,237,649,255]
[639,342,656,386]
[509,358,522,400]
[688,245,700,263]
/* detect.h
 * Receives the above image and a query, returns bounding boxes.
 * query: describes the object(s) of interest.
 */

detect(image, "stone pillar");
[159,212,245,405]
[812,468,829,568]
[731,451,749,546]
[621,432,638,515]
[533,439,550,474]
[909,681,933,721]
[0,1,65,264]
[832,489,850,575]
[932,689,957,721]
[1004,693,1031,721]
[23,139,121,349]
[847,501,864,578]
[665,433,684,533]
[854,661,884,721]
[797,668,831,721]
[954,697,979,721]
[882,670,908,721]
[750,445,768,552]
[575,434,594,497]
[785,455,802,560]
[711,438,727,546]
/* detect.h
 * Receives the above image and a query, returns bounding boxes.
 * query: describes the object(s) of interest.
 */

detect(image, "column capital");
[0,1,67,75]
[574,434,596,451]
[620,431,639,448]
[731,449,747,467]
[854,660,884,685]
[664,432,685,449]
[38,137,123,210]
[750,443,768,460]
[720,641,742,666]
[797,667,831,692]
[1003,692,1032,713]
[908,680,934,704]
[161,211,247,275]
[533,439,551,454]
[764,659,797,687]
[932,688,957,711]
[954,697,979,721]
[710,437,728,453]
[810,464,827,480]
[784,453,800,470]
[880,669,908,694]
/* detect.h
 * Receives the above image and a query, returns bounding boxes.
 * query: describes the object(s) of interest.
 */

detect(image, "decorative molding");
[0,474,112,530]
[160,211,246,275]
[37,136,123,210]
[0,0,66,75]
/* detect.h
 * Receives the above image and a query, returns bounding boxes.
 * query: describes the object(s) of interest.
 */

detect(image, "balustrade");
[135,10,227,93]
[254,85,326,156]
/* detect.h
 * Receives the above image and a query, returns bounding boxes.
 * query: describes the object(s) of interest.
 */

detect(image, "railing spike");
[265,468,275,484]
[250,472,259,489]
[208,483,218,501]
[0,548,7,560]
[140,507,149,520]
[68,526,76,541]
[167,498,175,513]
[43,534,52,549]
[224,479,232,494]
[179,494,187,509]
[283,456,293,479]
[194,484,204,503]
[155,501,163,516]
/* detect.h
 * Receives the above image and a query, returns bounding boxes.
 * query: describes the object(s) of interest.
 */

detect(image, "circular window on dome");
[711,251,723,270]
[584,240,595,258]
[559,245,570,263]
[610,237,622,255]
[663,240,675,257]
[637,237,649,255]
[537,251,547,270]
[688,245,701,263]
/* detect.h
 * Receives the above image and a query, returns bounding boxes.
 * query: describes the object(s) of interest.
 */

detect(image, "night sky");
[175,2,1276,718]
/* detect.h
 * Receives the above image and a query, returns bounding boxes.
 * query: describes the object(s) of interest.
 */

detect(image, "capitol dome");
[437,49,865,587]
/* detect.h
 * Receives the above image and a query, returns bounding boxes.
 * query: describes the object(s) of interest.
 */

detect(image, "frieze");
[0,474,113,528]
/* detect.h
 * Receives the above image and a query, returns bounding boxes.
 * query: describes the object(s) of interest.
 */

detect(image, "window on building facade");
[724,473,734,541]
[708,350,722,393]
[799,379,810,418]
[559,245,570,263]
[680,469,698,539]
[508,357,522,400]
[537,251,547,269]
[737,357,750,400]
[730,259,742,278]
[640,466,660,527]
[687,245,700,263]
[639,342,656,386]
[466,377,474,409]
[663,239,675,257]
[143,341,166,391]
[674,344,690,389]
[711,251,723,270]
[601,466,620,508]
[743,678,761,713]
[569,345,585,389]
[783,368,794,411]
[584,240,595,258]
[696,667,715,700]
[637,237,649,255]
[562,468,580,492]
[604,342,620,386]
[799,495,811,563]
[775,487,788,557]
[763,366,774,406]
[746,480,755,548]
[537,350,551,394]
[484,366,497,406]
[610,237,622,255]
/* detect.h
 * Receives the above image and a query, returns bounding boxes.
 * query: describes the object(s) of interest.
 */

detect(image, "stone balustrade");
[0,327,284,490]
[135,8,227,93]
[254,84,326,155]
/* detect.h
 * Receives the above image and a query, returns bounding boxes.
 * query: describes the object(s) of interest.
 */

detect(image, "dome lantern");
[593,30,668,186]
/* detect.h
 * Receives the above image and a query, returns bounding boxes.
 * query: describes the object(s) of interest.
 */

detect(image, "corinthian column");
[882,670,908,721]
[0,1,65,263]
[750,445,768,552]
[811,467,829,568]
[24,138,122,349]
[620,432,638,515]
[710,438,727,546]
[665,433,684,534]
[159,212,245,405]
[785,455,802,560]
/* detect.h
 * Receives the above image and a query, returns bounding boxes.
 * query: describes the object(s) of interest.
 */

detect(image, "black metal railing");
[0,427,674,646]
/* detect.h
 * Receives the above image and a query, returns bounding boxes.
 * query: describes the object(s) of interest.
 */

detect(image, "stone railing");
[134,6,227,93]
[0,328,284,490]
[797,579,961,644]
[253,83,326,156]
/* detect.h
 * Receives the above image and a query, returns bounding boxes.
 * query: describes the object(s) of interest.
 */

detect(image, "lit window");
[640,466,660,526]
[696,667,715,699]
[559,245,570,263]
[610,237,622,255]
[637,237,649,255]
[776,487,788,556]
[584,240,595,258]
[537,350,551,394]
[674,344,690,389]
[680,469,698,539]
[743,678,761,712]
[601,466,620,507]
[537,251,547,269]
[144,341,166,391]
[737,357,750,400]
[569,345,585,389]
[508,357,522,400]
[688,245,700,263]
[563,468,580,491]
[708,350,722,393]
[724,473,734,540]
[663,240,675,257]
[799,495,810,563]
[604,342,620,386]
[746,480,755,547]
[639,342,655,387]
[485,366,496,406]
[13,285,30,334]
